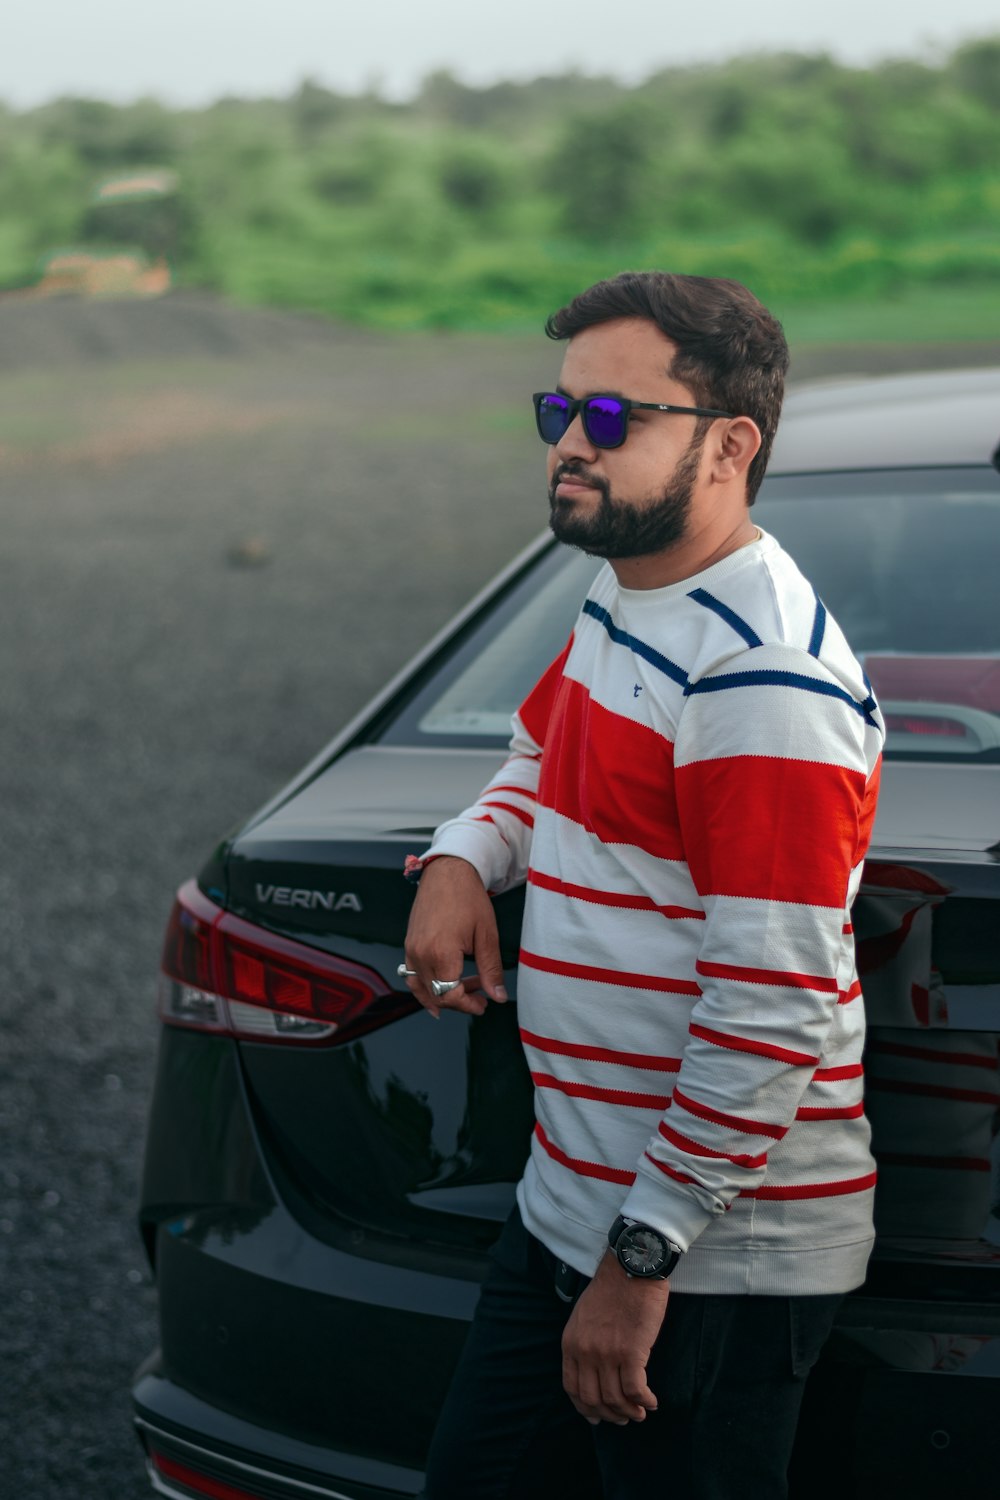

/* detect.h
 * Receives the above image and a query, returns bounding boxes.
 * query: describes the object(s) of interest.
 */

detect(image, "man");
[402,271,883,1499]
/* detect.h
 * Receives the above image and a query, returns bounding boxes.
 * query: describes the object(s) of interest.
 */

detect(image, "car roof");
[769,366,1000,475]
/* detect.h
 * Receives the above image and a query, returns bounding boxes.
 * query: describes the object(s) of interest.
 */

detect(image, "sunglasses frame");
[532,391,734,450]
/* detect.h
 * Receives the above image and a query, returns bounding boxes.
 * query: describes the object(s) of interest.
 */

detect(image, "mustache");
[550,463,608,494]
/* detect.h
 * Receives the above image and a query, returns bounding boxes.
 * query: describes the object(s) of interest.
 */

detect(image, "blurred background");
[1,4,999,1497]
[2,8,999,336]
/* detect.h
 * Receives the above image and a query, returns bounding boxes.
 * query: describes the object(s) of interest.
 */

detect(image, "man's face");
[546,318,710,559]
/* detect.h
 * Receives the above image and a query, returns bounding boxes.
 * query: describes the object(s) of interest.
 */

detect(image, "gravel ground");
[1,293,997,1499]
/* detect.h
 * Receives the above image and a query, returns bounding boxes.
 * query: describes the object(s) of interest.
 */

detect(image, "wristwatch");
[608,1215,682,1280]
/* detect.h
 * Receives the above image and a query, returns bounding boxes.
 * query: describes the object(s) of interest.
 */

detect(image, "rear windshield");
[380,468,1000,760]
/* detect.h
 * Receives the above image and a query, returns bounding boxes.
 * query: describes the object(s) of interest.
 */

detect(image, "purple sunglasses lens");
[537,394,571,442]
[584,398,626,447]
[536,393,628,446]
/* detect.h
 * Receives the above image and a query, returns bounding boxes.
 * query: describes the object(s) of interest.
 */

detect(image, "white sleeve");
[422,710,542,895]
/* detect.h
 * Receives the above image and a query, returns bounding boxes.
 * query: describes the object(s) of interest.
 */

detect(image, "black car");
[134,368,1000,1500]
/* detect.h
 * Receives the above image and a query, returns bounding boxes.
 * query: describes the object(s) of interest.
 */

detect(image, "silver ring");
[430,978,463,998]
[396,963,418,978]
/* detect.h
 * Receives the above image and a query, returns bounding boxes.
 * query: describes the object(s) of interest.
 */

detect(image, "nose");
[553,410,599,464]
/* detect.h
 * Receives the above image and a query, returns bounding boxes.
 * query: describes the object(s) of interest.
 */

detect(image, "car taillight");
[884,711,967,737]
[158,880,417,1045]
[148,1449,264,1500]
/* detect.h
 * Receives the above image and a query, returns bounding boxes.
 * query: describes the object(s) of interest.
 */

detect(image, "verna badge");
[255,884,363,913]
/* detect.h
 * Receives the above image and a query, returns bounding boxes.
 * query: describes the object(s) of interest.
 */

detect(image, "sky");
[3,0,998,108]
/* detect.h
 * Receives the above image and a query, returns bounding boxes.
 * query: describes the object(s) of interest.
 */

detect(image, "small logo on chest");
[633,683,643,698]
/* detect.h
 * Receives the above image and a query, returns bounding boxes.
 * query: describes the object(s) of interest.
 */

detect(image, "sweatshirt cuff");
[420,824,511,893]
[618,1172,721,1254]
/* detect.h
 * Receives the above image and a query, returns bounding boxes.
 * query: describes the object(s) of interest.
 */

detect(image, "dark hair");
[545,271,789,504]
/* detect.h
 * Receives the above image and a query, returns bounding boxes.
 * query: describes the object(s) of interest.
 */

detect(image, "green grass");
[196,217,1000,344]
[778,284,1000,345]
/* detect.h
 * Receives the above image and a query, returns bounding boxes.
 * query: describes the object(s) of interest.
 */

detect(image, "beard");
[547,435,703,559]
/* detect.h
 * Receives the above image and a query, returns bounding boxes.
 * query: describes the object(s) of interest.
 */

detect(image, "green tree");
[950,36,1000,110]
[290,78,347,142]
[30,96,181,164]
[545,104,652,240]
[436,139,510,217]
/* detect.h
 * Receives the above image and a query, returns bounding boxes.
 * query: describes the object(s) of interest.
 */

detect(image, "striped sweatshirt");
[425,530,885,1295]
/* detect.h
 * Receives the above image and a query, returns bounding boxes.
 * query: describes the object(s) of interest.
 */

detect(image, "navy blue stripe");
[684,668,879,725]
[808,593,827,658]
[688,588,763,649]
[582,598,689,688]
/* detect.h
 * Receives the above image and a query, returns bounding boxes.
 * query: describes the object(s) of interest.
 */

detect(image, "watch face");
[619,1225,670,1277]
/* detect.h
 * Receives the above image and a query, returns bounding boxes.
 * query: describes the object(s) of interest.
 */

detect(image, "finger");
[620,1357,658,1415]
[435,982,487,1017]
[400,962,442,1019]
[403,976,440,1019]
[574,1363,607,1426]
[459,972,505,1007]
[404,972,486,1019]
[472,923,507,1003]
[562,1353,597,1426]
[598,1363,645,1424]
[562,1351,579,1406]
[402,943,472,1014]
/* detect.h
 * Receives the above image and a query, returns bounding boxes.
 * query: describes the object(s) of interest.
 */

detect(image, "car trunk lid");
[221,745,531,1261]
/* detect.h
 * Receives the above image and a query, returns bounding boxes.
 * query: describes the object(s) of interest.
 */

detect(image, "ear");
[709,416,761,485]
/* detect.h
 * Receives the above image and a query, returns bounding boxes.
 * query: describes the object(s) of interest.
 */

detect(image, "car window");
[756,469,1000,760]
[380,467,1000,760]
[415,549,602,737]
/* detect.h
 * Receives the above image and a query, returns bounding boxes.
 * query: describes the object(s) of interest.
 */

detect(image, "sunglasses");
[532,391,733,450]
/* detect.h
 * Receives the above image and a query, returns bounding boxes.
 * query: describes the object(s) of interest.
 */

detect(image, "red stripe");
[867,1077,1000,1106]
[480,800,535,828]
[528,868,704,920]
[520,947,701,996]
[658,1118,768,1168]
[518,636,574,746]
[795,1101,865,1120]
[880,1153,990,1172]
[672,1085,787,1141]
[487,784,538,799]
[531,1071,670,1110]
[533,1121,635,1185]
[537,677,683,859]
[676,755,867,906]
[813,1063,864,1081]
[689,1022,818,1066]
[696,959,838,992]
[837,979,863,1005]
[643,1151,702,1188]
[519,1026,682,1074]
[742,1171,877,1201]
[867,1039,999,1071]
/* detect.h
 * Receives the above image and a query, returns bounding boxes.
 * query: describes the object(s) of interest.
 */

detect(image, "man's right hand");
[402,857,508,1019]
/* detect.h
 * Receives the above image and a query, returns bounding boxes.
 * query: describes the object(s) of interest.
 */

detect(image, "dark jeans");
[422,1205,842,1500]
